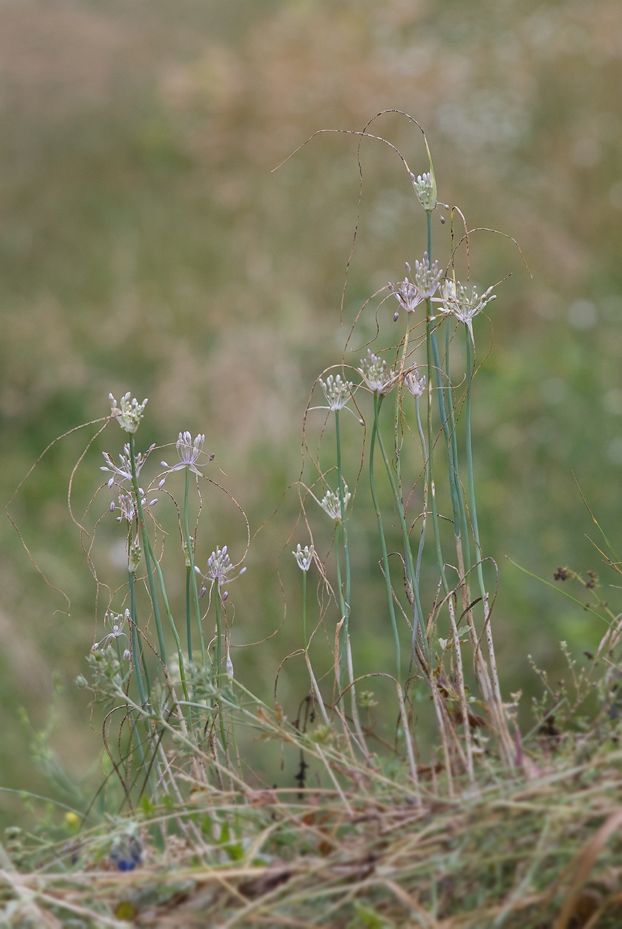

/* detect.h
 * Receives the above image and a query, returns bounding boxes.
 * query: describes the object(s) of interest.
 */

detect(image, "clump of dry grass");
[2,698,621,929]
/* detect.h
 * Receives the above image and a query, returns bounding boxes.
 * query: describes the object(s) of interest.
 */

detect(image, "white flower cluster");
[161,431,210,477]
[319,484,351,521]
[435,279,497,343]
[404,367,427,398]
[410,171,437,211]
[292,543,314,572]
[359,349,396,395]
[109,393,148,434]
[389,255,442,315]
[318,374,353,412]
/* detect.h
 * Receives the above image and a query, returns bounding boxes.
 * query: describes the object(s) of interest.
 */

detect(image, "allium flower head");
[389,255,443,315]
[359,349,396,395]
[292,543,314,572]
[319,484,351,521]
[410,171,437,212]
[161,431,210,477]
[318,374,353,412]
[199,545,247,590]
[109,393,148,434]
[92,609,129,652]
[435,278,497,344]
[101,443,154,487]
[109,489,158,523]
[404,367,427,398]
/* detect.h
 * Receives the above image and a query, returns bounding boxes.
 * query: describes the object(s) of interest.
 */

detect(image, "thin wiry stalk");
[334,410,351,639]
[147,540,189,703]
[182,467,206,663]
[375,400,425,646]
[128,435,167,663]
[128,567,149,704]
[370,392,401,678]
[301,568,308,648]
[425,213,468,583]
[413,395,428,642]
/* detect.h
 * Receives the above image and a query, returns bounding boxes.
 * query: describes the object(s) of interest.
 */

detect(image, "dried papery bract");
[410,170,437,212]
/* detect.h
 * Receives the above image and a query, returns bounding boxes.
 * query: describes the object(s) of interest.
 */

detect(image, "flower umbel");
[109,393,148,434]
[318,374,353,412]
[292,543,314,572]
[359,349,396,395]
[435,278,497,344]
[410,171,437,211]
[319,484,351,521]
[404,367,427,398]
[161,431,211,477]
[109,489,158,523]
[199,545,247,590]
[101,443,155,487]
[92,610,129,652]
[389,255,442,315]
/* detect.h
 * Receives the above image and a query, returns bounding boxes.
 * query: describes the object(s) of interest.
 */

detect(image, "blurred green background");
[2,0,622,812]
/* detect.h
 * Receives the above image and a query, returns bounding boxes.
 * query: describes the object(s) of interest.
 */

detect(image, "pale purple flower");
[109,489,158,523]
[404,367,427,398]
[198,545,247,591]
[109,393,148,434]
[318,374,353,412]
[318,484,350,521]
[359,349,396,395]
[292,543,314,572]
[434,278,497,344]
[161,431,211,477]
[389,255,442,315]
[92,609,129,651]
[101,443,154,487]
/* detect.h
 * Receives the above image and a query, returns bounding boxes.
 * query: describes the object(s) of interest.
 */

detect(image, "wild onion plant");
[78,115,519,813]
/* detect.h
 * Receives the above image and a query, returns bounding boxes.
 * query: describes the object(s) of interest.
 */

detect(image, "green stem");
[128,569,149,705]
[147,537,189,703]
[302,569,308,648]
[182,468,206,663]
[128,436,167,663]
[370,393,401,678]
[334,411,351,632]
[465,329,486,600]
[374,399,424,646]
[414,396,428,637]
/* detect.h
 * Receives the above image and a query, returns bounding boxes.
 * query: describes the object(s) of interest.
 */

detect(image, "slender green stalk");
[465,328,485,599]
[426,213,466,558]
[414,396,428,639]
[128,435,167,664]
[182,468,206,663]
[302,569,308,648]
[128,568,149,705]
[424,216,449,594]
[370,392,401,678]
[147,538,189,703]
[374,400,425,647]
[334,410,351,632]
